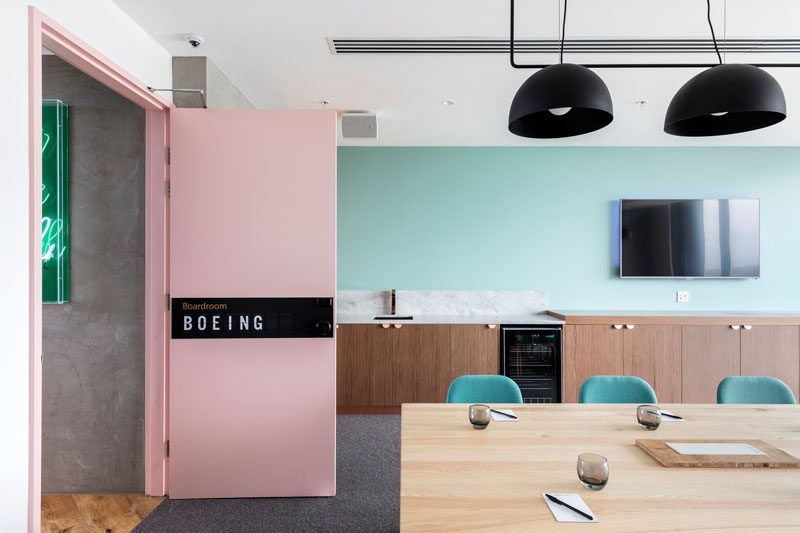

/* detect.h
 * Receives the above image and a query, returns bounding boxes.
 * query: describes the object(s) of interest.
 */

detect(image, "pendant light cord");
[560,0,568,64]
[706,0,723,65]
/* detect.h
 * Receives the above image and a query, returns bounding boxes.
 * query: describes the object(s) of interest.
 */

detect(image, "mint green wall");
[337,147,800,311]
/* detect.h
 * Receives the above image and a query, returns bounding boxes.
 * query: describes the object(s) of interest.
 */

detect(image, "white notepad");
[490,409,517,422]
[666,442,766,455]
[542,493,598,522]
[659,409,684,422]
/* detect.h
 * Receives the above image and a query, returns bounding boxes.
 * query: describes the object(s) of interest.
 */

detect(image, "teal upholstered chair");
[717,376,796,404]
[578,375,658,403]
[446,375,523,403]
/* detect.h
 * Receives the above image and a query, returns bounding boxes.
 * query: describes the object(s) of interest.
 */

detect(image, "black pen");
[660,412,683,420]
[490,408,517,420]
[545,494,594,521]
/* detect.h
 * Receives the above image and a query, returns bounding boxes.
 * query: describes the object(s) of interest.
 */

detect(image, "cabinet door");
[445,325,500,400]
[562,324,624,403]
[681,326,740,403]
[336,325,398,406]
[394,324,450,403]
[623,325,682,403]
[740,325,800,401]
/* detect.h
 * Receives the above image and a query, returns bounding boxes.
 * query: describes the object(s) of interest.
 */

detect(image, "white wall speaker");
[341,113,378,139]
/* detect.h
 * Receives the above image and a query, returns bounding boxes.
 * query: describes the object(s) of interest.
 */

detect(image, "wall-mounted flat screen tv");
[620,199,760,278]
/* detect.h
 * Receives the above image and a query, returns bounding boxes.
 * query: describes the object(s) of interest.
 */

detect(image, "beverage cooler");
[501,327,562,403]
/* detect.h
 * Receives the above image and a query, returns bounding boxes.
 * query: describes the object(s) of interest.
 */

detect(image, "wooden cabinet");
[681,325,741,403]
[562,324,623,402]
[563,323,681,403]
[342,316,800,408]
[336,323,500,408]
[444,325,500,397]
[681,324,800,404]
[558,313,800,404]
[396,324,450,403]
[623,325,682,403]
[740,325,800,401]
[336,324,399,406]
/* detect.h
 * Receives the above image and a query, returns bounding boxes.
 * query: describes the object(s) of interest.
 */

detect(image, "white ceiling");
[111,0,800,146]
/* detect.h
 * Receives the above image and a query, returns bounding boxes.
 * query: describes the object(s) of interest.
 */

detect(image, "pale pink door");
[168,109,337,498]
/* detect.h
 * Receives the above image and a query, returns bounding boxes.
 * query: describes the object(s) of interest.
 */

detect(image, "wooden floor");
[42,493,164,533]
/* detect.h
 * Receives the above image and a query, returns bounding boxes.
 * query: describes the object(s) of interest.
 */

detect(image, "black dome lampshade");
[508,63,614,138]
[664,64,786,136]
[665,0,787,137]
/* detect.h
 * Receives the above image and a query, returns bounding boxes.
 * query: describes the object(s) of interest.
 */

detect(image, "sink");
[372,315,414,320]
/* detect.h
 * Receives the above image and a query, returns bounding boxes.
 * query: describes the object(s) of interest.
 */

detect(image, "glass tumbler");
[637,404,662,430]
[577,453,609,490]
[469,404,491,430]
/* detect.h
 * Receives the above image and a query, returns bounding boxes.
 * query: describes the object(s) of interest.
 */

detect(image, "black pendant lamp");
[508,0,613,138]
[665,0,786,136]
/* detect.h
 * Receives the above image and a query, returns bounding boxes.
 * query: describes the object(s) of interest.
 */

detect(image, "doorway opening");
[39,52,161,530]
[29,8,170,532]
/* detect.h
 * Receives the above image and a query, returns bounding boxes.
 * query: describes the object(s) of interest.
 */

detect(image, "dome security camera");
[184,33,205,48]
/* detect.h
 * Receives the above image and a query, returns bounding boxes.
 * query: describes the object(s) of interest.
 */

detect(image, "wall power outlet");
[677,291,690,303]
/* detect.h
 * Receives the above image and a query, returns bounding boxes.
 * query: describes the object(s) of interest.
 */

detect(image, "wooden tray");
[636,439,800,468]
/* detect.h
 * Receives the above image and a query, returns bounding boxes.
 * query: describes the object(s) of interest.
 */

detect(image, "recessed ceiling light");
[441,100,456,106]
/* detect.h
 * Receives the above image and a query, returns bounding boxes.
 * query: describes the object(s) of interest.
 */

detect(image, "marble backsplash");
[338,290,547,316]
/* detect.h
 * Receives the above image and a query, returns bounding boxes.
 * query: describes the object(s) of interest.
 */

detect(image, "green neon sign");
[42,99,69,303]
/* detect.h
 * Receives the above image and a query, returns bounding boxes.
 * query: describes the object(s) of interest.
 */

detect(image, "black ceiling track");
[332,38,800,55]
[506,0,799,68]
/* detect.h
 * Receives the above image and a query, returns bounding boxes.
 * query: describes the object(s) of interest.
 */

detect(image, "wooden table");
[401,404,800,532]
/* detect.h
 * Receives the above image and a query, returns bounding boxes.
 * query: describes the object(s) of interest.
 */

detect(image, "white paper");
[659,410,684,422]
[542,493,598,523]
[666,442,766,455]
[490,409,517,422]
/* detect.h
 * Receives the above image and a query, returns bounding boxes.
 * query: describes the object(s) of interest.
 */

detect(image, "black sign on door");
[171,297,334,339]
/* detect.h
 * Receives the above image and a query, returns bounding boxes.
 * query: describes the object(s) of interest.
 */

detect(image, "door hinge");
[166,440,170,458]
[167,147,171,165]
[167,293,171,310]
[167,180,171,197]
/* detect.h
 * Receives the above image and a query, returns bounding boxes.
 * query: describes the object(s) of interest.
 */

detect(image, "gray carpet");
[134,415,400,533]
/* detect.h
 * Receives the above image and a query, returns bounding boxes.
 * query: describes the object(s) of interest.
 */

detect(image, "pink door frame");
[28,6,171,531]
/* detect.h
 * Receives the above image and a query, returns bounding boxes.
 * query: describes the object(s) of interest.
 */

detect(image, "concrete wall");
[41,55,145,492]
[173,56,254,109]
[172,56,206,108]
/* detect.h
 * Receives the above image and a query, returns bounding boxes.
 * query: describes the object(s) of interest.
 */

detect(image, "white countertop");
[336,313,565,325]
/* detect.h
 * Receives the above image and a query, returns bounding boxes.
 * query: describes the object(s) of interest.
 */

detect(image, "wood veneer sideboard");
[336,323,499,412]
[551,312,800,403]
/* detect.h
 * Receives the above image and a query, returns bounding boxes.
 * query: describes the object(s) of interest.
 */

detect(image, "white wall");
[0,1,31,531]
[0,1,171,530]
[31,0,172,92]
